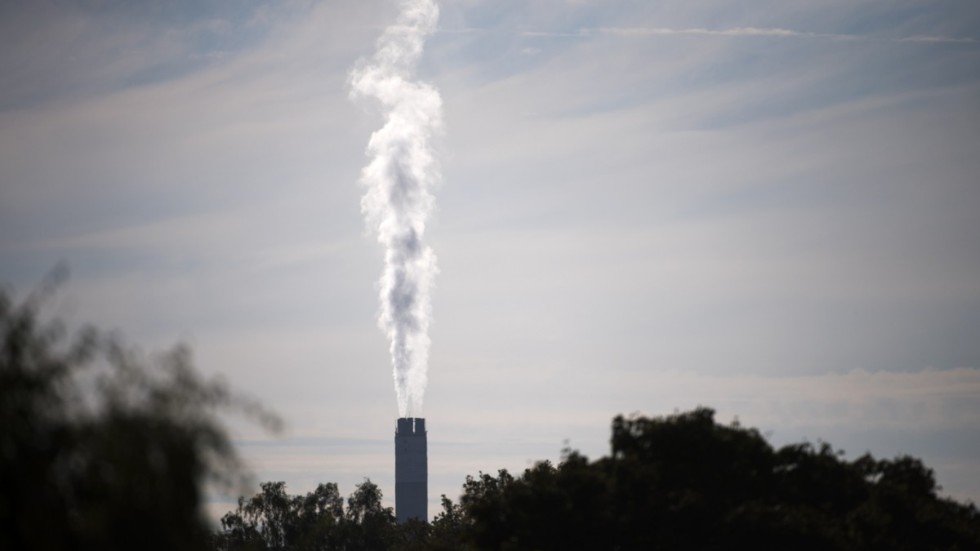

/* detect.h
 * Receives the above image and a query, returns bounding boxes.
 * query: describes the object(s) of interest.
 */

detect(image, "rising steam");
[350,0,442,417]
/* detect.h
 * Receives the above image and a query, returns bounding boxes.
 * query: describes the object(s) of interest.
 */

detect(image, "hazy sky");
[2,0,979,518]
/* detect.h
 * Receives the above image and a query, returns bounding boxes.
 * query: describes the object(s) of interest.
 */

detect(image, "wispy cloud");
[513,26,976,44]
[595,26,829,38]
[900,34,977,44]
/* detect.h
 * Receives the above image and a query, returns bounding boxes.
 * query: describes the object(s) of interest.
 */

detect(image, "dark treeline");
[4,284,979,551]
[215,409,980,551]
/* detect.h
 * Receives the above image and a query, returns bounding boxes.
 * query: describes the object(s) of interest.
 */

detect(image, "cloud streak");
[514,26,976,44]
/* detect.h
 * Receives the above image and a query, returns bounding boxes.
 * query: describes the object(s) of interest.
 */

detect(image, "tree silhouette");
[453,408,980,551]
[216,480,403,551]
[214,408,980,550]
[0,279,277,551]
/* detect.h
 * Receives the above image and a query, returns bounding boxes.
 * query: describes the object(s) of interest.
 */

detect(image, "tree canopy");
[456,408,980,550]
[215,479,406,551]
[215,408,980,551]
[0,278,278,551]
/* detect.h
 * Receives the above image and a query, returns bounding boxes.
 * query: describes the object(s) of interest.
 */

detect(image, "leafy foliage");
[0,278,277,551]
[213,480,461,551]
[457,408,980,551]
[215,408,980,551]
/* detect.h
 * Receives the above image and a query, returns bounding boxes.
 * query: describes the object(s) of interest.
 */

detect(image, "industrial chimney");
[395,417,427,522]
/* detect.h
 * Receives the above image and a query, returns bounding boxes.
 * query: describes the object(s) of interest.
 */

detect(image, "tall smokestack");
[395,417,427,522]
[352,1,438,525]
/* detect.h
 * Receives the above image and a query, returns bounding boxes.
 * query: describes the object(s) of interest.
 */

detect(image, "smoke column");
[350,0,442,417]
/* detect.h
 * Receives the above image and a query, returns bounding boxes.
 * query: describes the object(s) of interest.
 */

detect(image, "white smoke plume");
[350,0,442,418]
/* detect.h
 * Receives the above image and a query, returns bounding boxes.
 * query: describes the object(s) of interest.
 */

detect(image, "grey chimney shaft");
[395,417,427,522]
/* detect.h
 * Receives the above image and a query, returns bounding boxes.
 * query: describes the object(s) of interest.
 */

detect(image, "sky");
[1,0,979,520]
